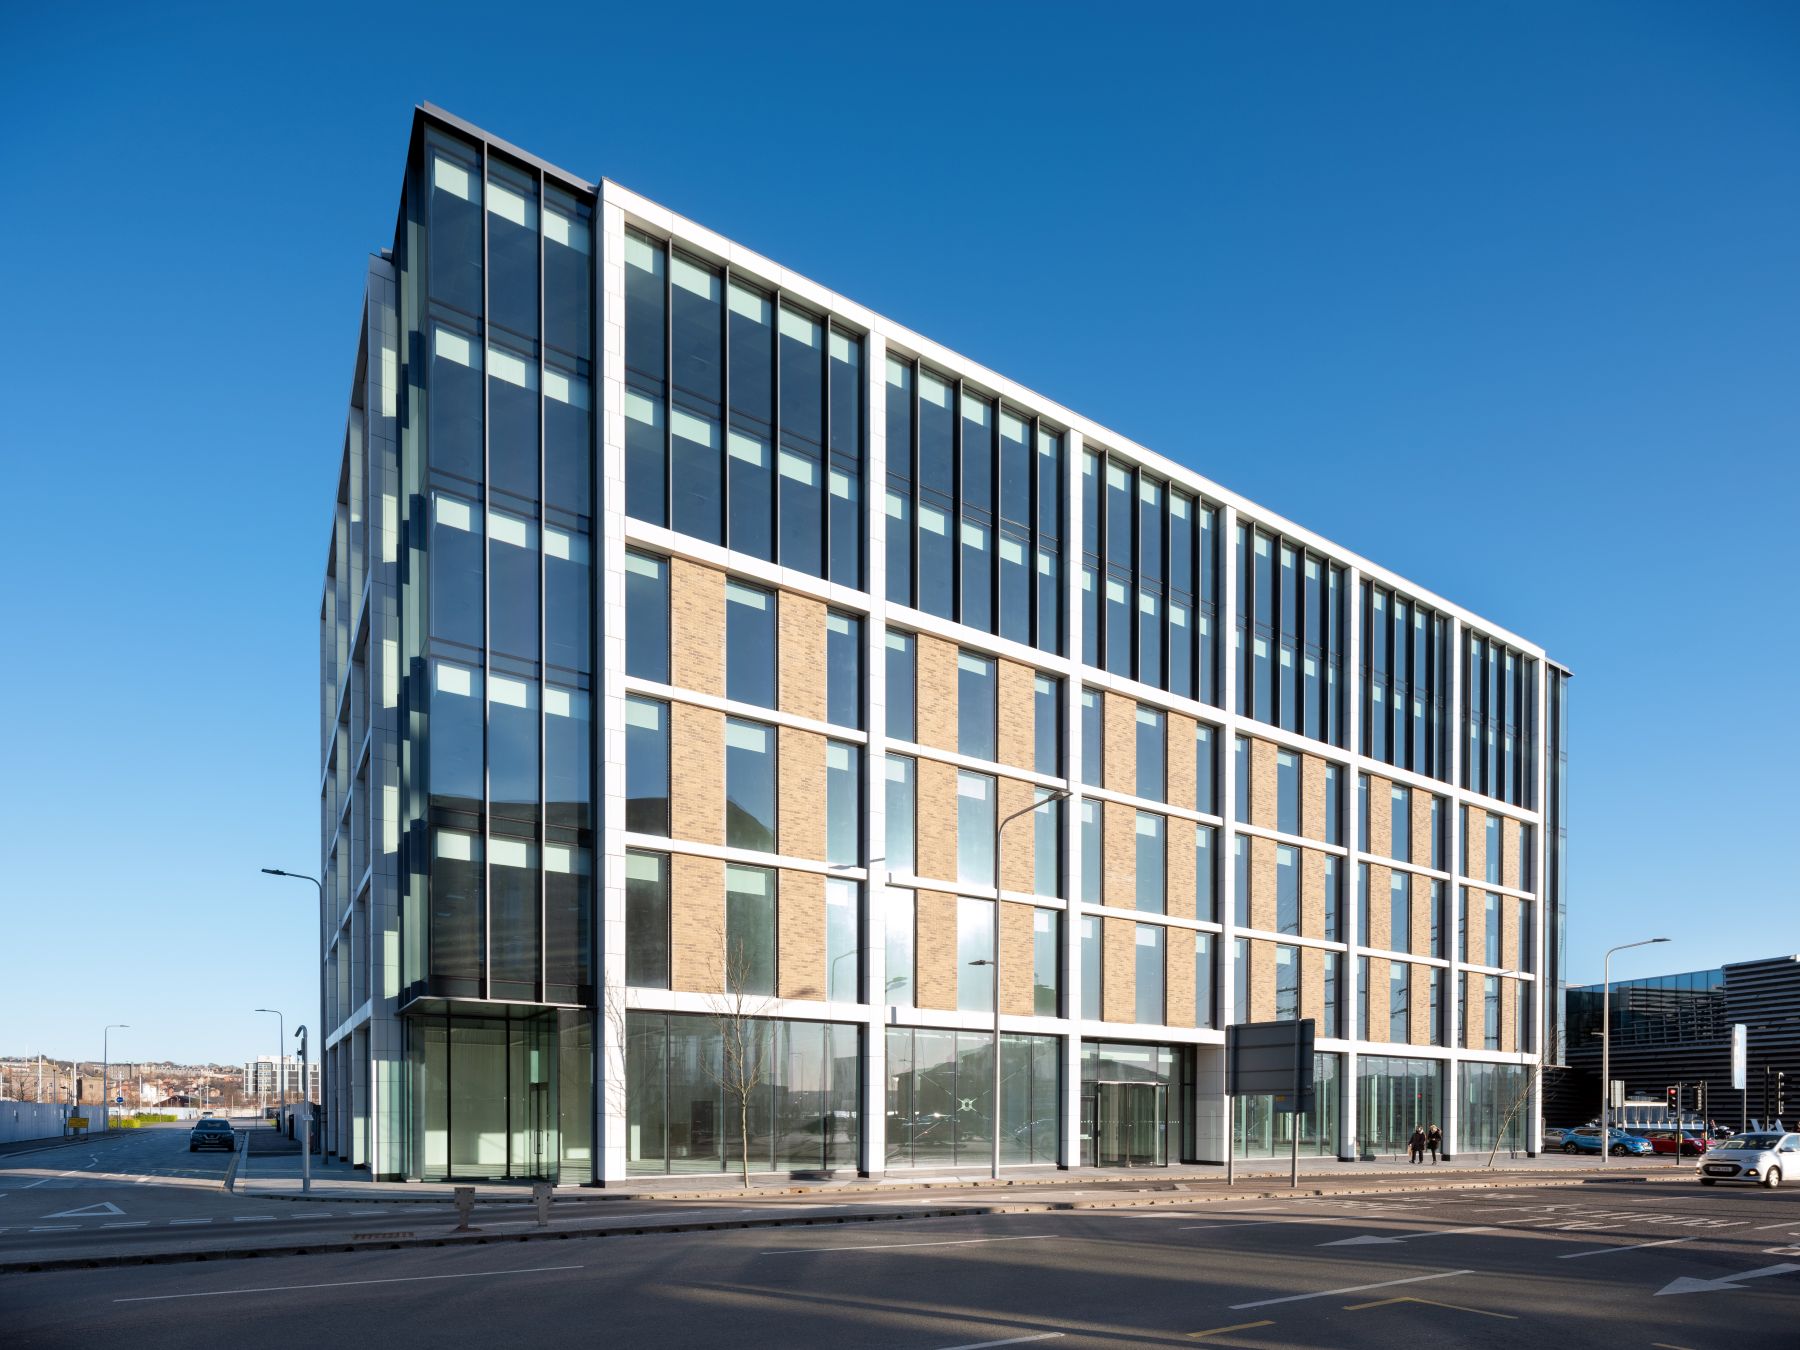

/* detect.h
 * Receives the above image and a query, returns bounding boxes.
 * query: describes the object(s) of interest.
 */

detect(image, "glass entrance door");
[1095,1082,1166,1166]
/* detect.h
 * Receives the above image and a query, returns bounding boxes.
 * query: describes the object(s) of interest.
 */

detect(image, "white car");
[1697,1131,1800,1189]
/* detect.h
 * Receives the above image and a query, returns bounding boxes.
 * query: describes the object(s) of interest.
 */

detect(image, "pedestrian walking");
[1426,1124,1443,1164]
[1408,1125,1426,1164]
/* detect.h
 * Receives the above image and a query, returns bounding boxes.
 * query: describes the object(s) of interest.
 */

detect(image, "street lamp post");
[255,1008,283,1128]
[263,869,327,1150]
[1600,937,1670,1168]
[969,787,1070,1184]
[102,1025,128,1132]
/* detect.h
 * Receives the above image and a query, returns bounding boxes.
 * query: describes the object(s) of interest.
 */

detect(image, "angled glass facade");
[319,106,1567,1181]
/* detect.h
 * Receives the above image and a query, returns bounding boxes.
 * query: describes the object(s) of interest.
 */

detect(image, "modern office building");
[316,105,1570,1181]
[243,1056,321,1106]
[1555,956,1800,1129]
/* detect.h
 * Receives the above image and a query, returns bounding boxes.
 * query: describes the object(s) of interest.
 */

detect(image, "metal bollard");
[532,1182,553,1228]
[453,1185,476,1232]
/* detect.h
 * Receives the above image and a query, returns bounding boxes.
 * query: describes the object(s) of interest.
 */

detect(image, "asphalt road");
[3,1169,1795,1348]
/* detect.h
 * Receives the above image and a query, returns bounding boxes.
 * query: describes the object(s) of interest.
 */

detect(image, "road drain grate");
[352,1232,415,1241]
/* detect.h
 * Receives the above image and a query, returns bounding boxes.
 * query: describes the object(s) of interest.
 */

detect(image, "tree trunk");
[739,1098,750,1189]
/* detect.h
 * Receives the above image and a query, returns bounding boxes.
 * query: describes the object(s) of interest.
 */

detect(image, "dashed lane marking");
[114,1263,586,1302]
[1558,1237,1693,1259]
[924,1335,1062,1350]
[761,1234,1058,1256]
[1230,1270,1474,1311]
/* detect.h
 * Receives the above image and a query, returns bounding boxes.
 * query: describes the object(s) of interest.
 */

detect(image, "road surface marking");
[1752,1221,1799,1230]
[1180,1219,1339,1231]
[1345,1295,1515,1319]
[1655,1263,1800,1296]
[169,1218,212,1225]
[1187,1322,1274,1340]
[103,1222,149,1228]
[929,1336,1063,1350]
[1322,1225,1495,1247]
[761,1234,1057,1256]
[114,1263,586,1303]
[28,1225,77,1232]
[1230,1269,1474,1310]
[1559,1237,1692,1259]
[43,1201,125,1218]
[232,1215,277,1222]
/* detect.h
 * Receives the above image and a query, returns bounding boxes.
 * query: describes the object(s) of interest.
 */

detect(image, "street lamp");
[969,786,1071,1184]
[102,1024,128,1132]
[1600,938,1670,1168]
[255,1008,283,1125]
[263,868,326,1145]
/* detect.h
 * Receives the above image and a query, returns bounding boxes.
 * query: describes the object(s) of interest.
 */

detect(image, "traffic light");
[1665,1085,1679,1113]
[1692,1081,1707,1115]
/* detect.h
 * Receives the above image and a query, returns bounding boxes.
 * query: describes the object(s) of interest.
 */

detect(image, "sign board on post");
[1226,1020,1316,1112]
[1731,1024,1747,1091]
[1609,1080,1626,1111]
[68,1117,89,1130]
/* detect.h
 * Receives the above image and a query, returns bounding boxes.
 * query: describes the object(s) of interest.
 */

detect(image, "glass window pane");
[545,525,591,674]
[545,685,590,832]
[827,741,859,867]
[1080,799,1102,904]
[886,631,916,742]
[626,851,670,989]
[1136,924,1164,1024]
[1196,825,1216,922]
[1034,675,1060,775]
[826,878,859,1002]
[957,652,997,762]
[1033,791,1061,899]
[958,897,995,1012]
[487,508,538,659]
[625,697,669,835]
[1135,812,1165,914]
[487,341,539,499]
[1275,844,1298,933]
[725,719,777,852]
[957,771,996,887]
[1276,750,1299,835]
[428,149,483,316]
[543,189,591,360]
[827,612,862,729]
[430,491,483,650]
[886,890,915,1007]
[1033,909,1059,1016]
[885,756,915,876]
[625,550,669,683]
[486,165,538,340]
[724,865,775,995]
[1136,706,1165,802]
[488,674,539,826]
[428,324,484,484]
[544,362,590,514]
[1081,687,1103,788]
[725,582,776,708]
[1195,724,1216,815]
[429,660,483,815]
[1081,916,1102,1020]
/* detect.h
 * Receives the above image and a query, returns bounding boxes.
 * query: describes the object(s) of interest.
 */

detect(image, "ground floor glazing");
[359,1011,1537,1180]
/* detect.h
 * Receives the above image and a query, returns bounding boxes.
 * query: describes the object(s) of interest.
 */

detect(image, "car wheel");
[1764,1167,1782,1191]
[1610,1143,1626,1156]
[1564,1142,1578,1154]
[1700,1178,1716,1186]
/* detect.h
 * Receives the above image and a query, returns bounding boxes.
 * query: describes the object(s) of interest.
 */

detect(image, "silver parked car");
[1697,1131,1800,1189]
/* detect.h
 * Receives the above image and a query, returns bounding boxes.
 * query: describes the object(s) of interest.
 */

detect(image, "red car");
[1643,1129,1708,1157]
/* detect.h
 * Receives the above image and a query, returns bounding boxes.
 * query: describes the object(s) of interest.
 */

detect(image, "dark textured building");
[1556,956,1800,1129]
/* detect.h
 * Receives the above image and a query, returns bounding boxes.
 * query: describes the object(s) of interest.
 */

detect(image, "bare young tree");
[706,941,772,1189]
[1487,1025,1564,1168]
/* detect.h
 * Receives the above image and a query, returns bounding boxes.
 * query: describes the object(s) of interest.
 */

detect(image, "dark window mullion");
[478,139,492,1002]
[535,163,548,1003]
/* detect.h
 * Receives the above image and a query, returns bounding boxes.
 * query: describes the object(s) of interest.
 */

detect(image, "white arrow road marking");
[1559,1237,1691,1259]
[1655,1263,1800,1297]
[42,1201,124,1219]
[1321,1225,1496,1247]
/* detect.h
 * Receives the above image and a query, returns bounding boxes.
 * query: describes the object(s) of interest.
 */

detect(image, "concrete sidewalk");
[235,1147,1689,1204]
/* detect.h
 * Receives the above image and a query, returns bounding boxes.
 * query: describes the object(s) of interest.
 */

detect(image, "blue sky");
[1,2,1794,1065]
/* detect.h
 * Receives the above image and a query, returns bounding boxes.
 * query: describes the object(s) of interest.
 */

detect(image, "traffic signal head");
[1665,1085,1678,1111]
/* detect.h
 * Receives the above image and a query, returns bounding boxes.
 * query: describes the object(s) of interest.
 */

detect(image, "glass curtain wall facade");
[319,107,1565,1183]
